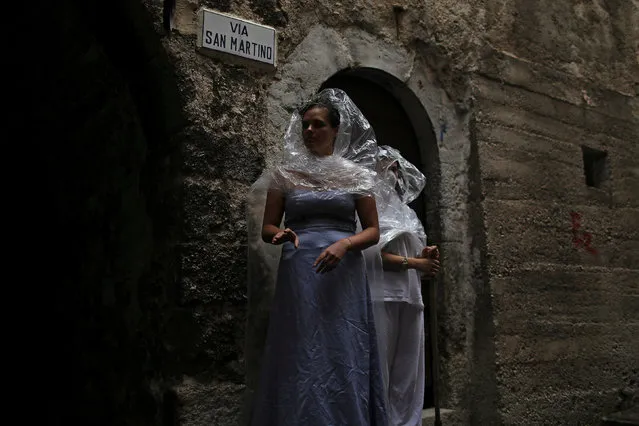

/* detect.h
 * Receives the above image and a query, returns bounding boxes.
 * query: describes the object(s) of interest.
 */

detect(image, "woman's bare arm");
[346,195,380,251]
[381,247,440,276]
[261,189,285,243]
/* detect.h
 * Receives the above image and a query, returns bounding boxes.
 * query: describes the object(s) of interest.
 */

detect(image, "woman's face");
[302,107,338,157]
[388,161,399,179]
[385,160,405,198]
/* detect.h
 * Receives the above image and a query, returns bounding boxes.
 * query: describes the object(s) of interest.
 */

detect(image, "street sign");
[197,8,277,67]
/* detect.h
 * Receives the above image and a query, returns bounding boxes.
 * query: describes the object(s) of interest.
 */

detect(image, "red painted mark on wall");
[570,212,598,255]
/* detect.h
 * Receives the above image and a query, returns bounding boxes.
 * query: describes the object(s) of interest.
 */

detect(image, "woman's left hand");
[313,240,349,274]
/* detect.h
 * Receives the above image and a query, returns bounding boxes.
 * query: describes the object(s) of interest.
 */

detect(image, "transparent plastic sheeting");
[375,145,427,250]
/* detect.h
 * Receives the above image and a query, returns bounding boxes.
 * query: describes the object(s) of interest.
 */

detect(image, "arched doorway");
[320,68,441,409]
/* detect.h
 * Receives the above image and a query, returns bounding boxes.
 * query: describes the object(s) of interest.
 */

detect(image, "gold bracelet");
[345,237,353,249]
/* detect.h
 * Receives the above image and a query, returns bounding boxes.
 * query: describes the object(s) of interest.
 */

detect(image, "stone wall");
[133,0,638,425]
[471,2,639,423]
[22,0,185,424]
[20,0,637,423]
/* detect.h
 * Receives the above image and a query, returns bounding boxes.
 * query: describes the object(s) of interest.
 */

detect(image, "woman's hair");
[299,101,341,128]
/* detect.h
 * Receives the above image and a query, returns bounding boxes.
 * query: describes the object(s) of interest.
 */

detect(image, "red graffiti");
[570,212,598,255]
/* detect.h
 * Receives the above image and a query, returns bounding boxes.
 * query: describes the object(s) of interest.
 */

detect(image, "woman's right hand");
[413,257,440,277]
[271,228,299,248]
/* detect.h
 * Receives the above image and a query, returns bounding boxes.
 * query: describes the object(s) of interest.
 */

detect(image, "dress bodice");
[284,190,356,233]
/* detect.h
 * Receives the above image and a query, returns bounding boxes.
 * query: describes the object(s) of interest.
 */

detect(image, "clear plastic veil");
[243,88,389,420]
[375,145,427,251]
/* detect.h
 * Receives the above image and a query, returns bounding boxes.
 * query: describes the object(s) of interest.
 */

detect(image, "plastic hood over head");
[267,89,379,195]
[374,145,427,253]
[376,145,426,204]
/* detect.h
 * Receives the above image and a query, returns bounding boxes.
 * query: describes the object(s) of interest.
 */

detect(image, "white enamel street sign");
[197,8,277,67]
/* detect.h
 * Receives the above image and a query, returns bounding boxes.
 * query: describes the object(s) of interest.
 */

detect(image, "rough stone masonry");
[22,0,638,424]
[150,0,639,424]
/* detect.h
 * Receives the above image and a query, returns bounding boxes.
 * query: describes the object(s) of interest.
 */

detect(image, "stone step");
[601,406,639,426]
[422,408,454,426]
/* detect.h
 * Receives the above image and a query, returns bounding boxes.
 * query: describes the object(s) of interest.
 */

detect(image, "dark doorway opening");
[321,68,439,409]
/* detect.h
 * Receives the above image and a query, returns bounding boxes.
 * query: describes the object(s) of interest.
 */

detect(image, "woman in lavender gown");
[246,89,389,426]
